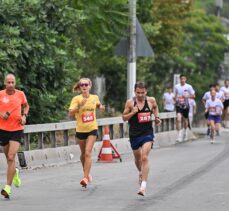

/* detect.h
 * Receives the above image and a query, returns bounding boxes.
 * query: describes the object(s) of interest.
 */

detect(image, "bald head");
[4,74,16,93]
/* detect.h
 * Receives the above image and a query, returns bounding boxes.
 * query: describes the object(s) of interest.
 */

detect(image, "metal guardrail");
[23,112,177,151]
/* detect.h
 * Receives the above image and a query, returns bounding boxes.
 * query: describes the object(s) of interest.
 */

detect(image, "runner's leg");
[4,141,20,185]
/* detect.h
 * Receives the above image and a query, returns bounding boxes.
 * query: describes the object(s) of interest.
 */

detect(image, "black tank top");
[128,97,154,138]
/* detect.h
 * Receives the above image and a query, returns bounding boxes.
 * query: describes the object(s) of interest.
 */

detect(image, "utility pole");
[127,0,137,99]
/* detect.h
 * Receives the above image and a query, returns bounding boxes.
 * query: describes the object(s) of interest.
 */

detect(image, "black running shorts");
[75,130,98,140]
[176,106,189,119]
[0,129,24,146]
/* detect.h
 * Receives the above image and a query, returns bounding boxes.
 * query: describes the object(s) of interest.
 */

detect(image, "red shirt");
[0,89,27,131]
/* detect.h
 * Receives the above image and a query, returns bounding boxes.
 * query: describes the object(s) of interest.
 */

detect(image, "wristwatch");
[23,113,28,117]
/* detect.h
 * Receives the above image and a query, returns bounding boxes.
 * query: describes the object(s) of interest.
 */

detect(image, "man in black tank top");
[122,81,161,196]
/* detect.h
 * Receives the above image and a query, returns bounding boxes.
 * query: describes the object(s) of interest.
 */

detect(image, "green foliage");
[70,0,128,76]
[0,0,228,122]
[0,0,84,123]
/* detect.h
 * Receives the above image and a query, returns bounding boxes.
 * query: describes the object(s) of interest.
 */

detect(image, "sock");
[141,181,147,189]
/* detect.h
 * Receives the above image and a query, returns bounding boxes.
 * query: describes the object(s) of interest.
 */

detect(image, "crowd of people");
[0,73,229,199]
[163,76,229,143]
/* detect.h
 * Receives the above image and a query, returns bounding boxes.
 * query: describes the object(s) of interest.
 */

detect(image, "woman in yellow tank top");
[68,78,105,188]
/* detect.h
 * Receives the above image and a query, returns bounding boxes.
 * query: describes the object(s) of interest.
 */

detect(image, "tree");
[0,0,84,123]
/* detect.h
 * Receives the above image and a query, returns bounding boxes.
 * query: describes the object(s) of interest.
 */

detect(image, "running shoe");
[1,185,11,199]
[87,175,92,184]
[80,178,88,188]
[137,187,146,196]
[184,130,188,141]
[13,168,21,188]
[210,139,215,144]
[176,130,183,143]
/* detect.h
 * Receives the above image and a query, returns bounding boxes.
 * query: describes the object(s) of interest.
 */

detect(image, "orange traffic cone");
[97,127,122,163]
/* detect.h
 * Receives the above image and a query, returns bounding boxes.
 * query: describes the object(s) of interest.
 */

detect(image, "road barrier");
[0,112,196,170]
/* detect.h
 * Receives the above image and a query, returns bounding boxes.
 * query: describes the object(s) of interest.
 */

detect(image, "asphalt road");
[1,131,229,211]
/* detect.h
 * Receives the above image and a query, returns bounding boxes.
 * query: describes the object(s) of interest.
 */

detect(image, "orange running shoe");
[80,178,88,188]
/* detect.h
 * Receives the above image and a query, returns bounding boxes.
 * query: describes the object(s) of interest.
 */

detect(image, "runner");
[68,78,105,188]
[122,81,161,196]
[205,89,224,143]
[202,84,216,136]
[0,73,29,199]
[175,75,195,142]
[220,79,229,128]
[162,87,175,112]
[203,84,224,135]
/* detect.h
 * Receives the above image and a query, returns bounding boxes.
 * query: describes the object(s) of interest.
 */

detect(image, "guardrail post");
[63,130,69,146]
[50,131,56,148]
[109,125,114,139]
[98,126,102,141]
[23,133,30,151]
[38,132,44,149]
[166,119,169,131]
[119,123,124,138]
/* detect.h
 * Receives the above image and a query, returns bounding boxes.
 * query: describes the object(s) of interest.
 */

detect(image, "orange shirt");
[0,89,27,131]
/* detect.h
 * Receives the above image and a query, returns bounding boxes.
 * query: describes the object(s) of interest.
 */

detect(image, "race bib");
[225,92,229,97]
[178,96,185,104]
[138,112,151,123]
[82,112,94,123]
[209,107,216,112]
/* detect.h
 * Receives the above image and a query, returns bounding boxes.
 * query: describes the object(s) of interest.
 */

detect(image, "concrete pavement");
[0,130,229,211]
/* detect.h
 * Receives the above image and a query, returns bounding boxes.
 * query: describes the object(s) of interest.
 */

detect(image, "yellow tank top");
[69,94,101,132]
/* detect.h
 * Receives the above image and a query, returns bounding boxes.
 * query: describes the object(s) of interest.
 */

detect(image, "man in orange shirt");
[0,73,29,199]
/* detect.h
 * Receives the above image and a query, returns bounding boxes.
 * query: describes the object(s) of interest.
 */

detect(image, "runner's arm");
[122,100,137,121]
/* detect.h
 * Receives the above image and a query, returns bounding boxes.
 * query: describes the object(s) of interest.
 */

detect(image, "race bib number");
[225,92,229,98]
[138,112,151,123]
[82,112,94,123]
[178,96,185,104]
[209,107,216,112]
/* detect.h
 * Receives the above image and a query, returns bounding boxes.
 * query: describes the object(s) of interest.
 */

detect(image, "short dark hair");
[134,81,147,90]
[209,84,215,88]
[180,74,186,78]
[225,79,229,83]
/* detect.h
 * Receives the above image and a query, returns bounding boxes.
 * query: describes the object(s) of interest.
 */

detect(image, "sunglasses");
[80,83,89,87]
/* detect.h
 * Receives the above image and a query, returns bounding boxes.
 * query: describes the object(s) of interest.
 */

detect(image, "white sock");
[141,181,147,189]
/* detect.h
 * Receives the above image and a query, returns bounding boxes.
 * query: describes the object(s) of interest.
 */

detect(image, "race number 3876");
[82,112,94,123]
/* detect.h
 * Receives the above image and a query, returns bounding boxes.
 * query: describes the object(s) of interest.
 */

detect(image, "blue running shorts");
[130,134,154,150]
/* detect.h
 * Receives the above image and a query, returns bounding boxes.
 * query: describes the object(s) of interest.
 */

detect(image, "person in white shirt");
[188,97,196,129]
[205,89,224,143]
[215,83,225,102]
[175,74,195,142]
[220,79,229,128]
[163,87,175,112]
[202,84,219,135]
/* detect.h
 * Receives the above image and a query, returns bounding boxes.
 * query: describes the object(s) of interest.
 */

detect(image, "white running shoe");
[137,187,146,196]
[176,130,183,142]
[184,129,188,141]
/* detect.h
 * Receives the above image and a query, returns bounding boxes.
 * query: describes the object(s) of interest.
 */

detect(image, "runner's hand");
[155,117,161,126]
[2,112,10,120]
[20,115,26,125]
[99,104,105,112]
[131,106,138,114]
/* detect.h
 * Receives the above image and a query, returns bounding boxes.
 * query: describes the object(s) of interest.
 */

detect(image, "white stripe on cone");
[103,134,110,140]
[101,148,112,154]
